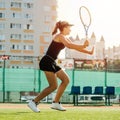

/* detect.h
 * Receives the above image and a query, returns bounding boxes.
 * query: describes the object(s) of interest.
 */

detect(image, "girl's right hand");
[89,47,94,55]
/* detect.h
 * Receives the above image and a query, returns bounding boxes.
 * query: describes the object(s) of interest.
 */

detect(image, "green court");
[0,104,120,120]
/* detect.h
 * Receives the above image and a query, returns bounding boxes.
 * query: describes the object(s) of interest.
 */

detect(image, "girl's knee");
[63,78,70,86]
[66,78,70,85]
[50,83,58,91]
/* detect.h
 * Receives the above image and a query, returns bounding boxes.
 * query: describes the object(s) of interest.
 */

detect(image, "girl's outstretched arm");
[54,34,94,55]
[78,47,94,55]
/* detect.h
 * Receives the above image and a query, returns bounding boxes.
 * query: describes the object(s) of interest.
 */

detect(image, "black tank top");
[46,40,65,60]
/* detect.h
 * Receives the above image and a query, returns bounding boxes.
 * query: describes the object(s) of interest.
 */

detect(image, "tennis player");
[28,21,94,112]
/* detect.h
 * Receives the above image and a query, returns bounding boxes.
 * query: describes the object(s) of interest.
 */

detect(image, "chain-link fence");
[0,58,120,104]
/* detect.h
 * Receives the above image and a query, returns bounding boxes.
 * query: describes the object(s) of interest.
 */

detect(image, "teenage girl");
[28,21,94,112]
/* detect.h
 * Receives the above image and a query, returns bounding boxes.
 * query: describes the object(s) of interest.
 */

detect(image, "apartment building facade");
[0,0,57,68]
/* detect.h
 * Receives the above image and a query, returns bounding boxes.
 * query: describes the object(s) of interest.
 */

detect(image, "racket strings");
[79,6,91,38]
[80,8,91,27]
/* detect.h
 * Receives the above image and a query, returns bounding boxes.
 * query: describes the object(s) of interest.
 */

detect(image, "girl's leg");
[54,69,70,102]
[34,71,58,103]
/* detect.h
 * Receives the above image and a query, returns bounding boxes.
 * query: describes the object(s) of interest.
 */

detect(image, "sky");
[57,0,120,48]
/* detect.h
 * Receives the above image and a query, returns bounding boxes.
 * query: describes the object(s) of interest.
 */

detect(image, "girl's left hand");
[84,40,89,48]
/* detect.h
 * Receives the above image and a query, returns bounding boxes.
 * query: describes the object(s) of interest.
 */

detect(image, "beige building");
[65,32,97,60]
[106,45,120,60]
[0,0,57,68]
[0,0,119,69]
[95,36,105,60]
[66,33,120,60]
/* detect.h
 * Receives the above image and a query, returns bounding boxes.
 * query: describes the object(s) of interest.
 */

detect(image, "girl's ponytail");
[52,21,61,35]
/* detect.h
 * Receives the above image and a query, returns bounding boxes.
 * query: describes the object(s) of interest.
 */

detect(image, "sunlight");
[57,0,120,48]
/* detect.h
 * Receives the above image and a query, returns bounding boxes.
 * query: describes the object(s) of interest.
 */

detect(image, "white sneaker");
[51,102,66,111]
[28,100,40,113]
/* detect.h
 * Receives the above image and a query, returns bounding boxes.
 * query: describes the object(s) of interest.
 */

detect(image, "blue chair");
[94,86,103,95]
[82,86,92,94]
[69,86,80,95]
[91,86,104,101]
[105,86,115,95]
[105,86,115,106]
[69,86,80,106]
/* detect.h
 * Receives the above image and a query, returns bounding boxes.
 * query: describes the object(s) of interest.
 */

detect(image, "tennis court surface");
[0,103,120,120]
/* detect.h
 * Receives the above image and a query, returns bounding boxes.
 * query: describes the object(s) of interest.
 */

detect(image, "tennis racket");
[79,6,91,41]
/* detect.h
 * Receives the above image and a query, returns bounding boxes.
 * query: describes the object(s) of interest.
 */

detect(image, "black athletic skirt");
[39,55,61,73]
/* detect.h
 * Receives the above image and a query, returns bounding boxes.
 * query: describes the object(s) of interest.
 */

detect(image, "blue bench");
[69,86,115,106]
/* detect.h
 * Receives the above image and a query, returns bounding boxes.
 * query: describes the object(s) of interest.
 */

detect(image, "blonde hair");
[52,21,73,35]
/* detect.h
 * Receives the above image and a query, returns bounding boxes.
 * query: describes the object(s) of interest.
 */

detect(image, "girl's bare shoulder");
[54,34,65,42]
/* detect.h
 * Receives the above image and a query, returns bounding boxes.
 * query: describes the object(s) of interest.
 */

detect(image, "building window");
[0,45,4,50]
[0,23,5,29]
[0,34,5,41]
[10,23,21,29]
[11,44,20,50]
[24,3,33,9]
[23,56,33,60]
[0,2,5,8]
[12,12,22,18]
[24,45,33,50]
[24,34,34,40]
[10,34,22,40]
[24,13,33,19]
[27,24,30,29]
[24,24,32,30]
[11,2,22,8]
[10,56,22,60]
[0,13,5,18]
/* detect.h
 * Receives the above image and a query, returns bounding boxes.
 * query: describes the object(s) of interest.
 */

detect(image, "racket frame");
[79,6,92,39]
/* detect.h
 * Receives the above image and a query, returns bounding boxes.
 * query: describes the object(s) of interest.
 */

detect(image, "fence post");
[38,70,41,92]
[104,58,107,87]
[1,55,9,103]
[72,69,75,86]
[2,59,5,103]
